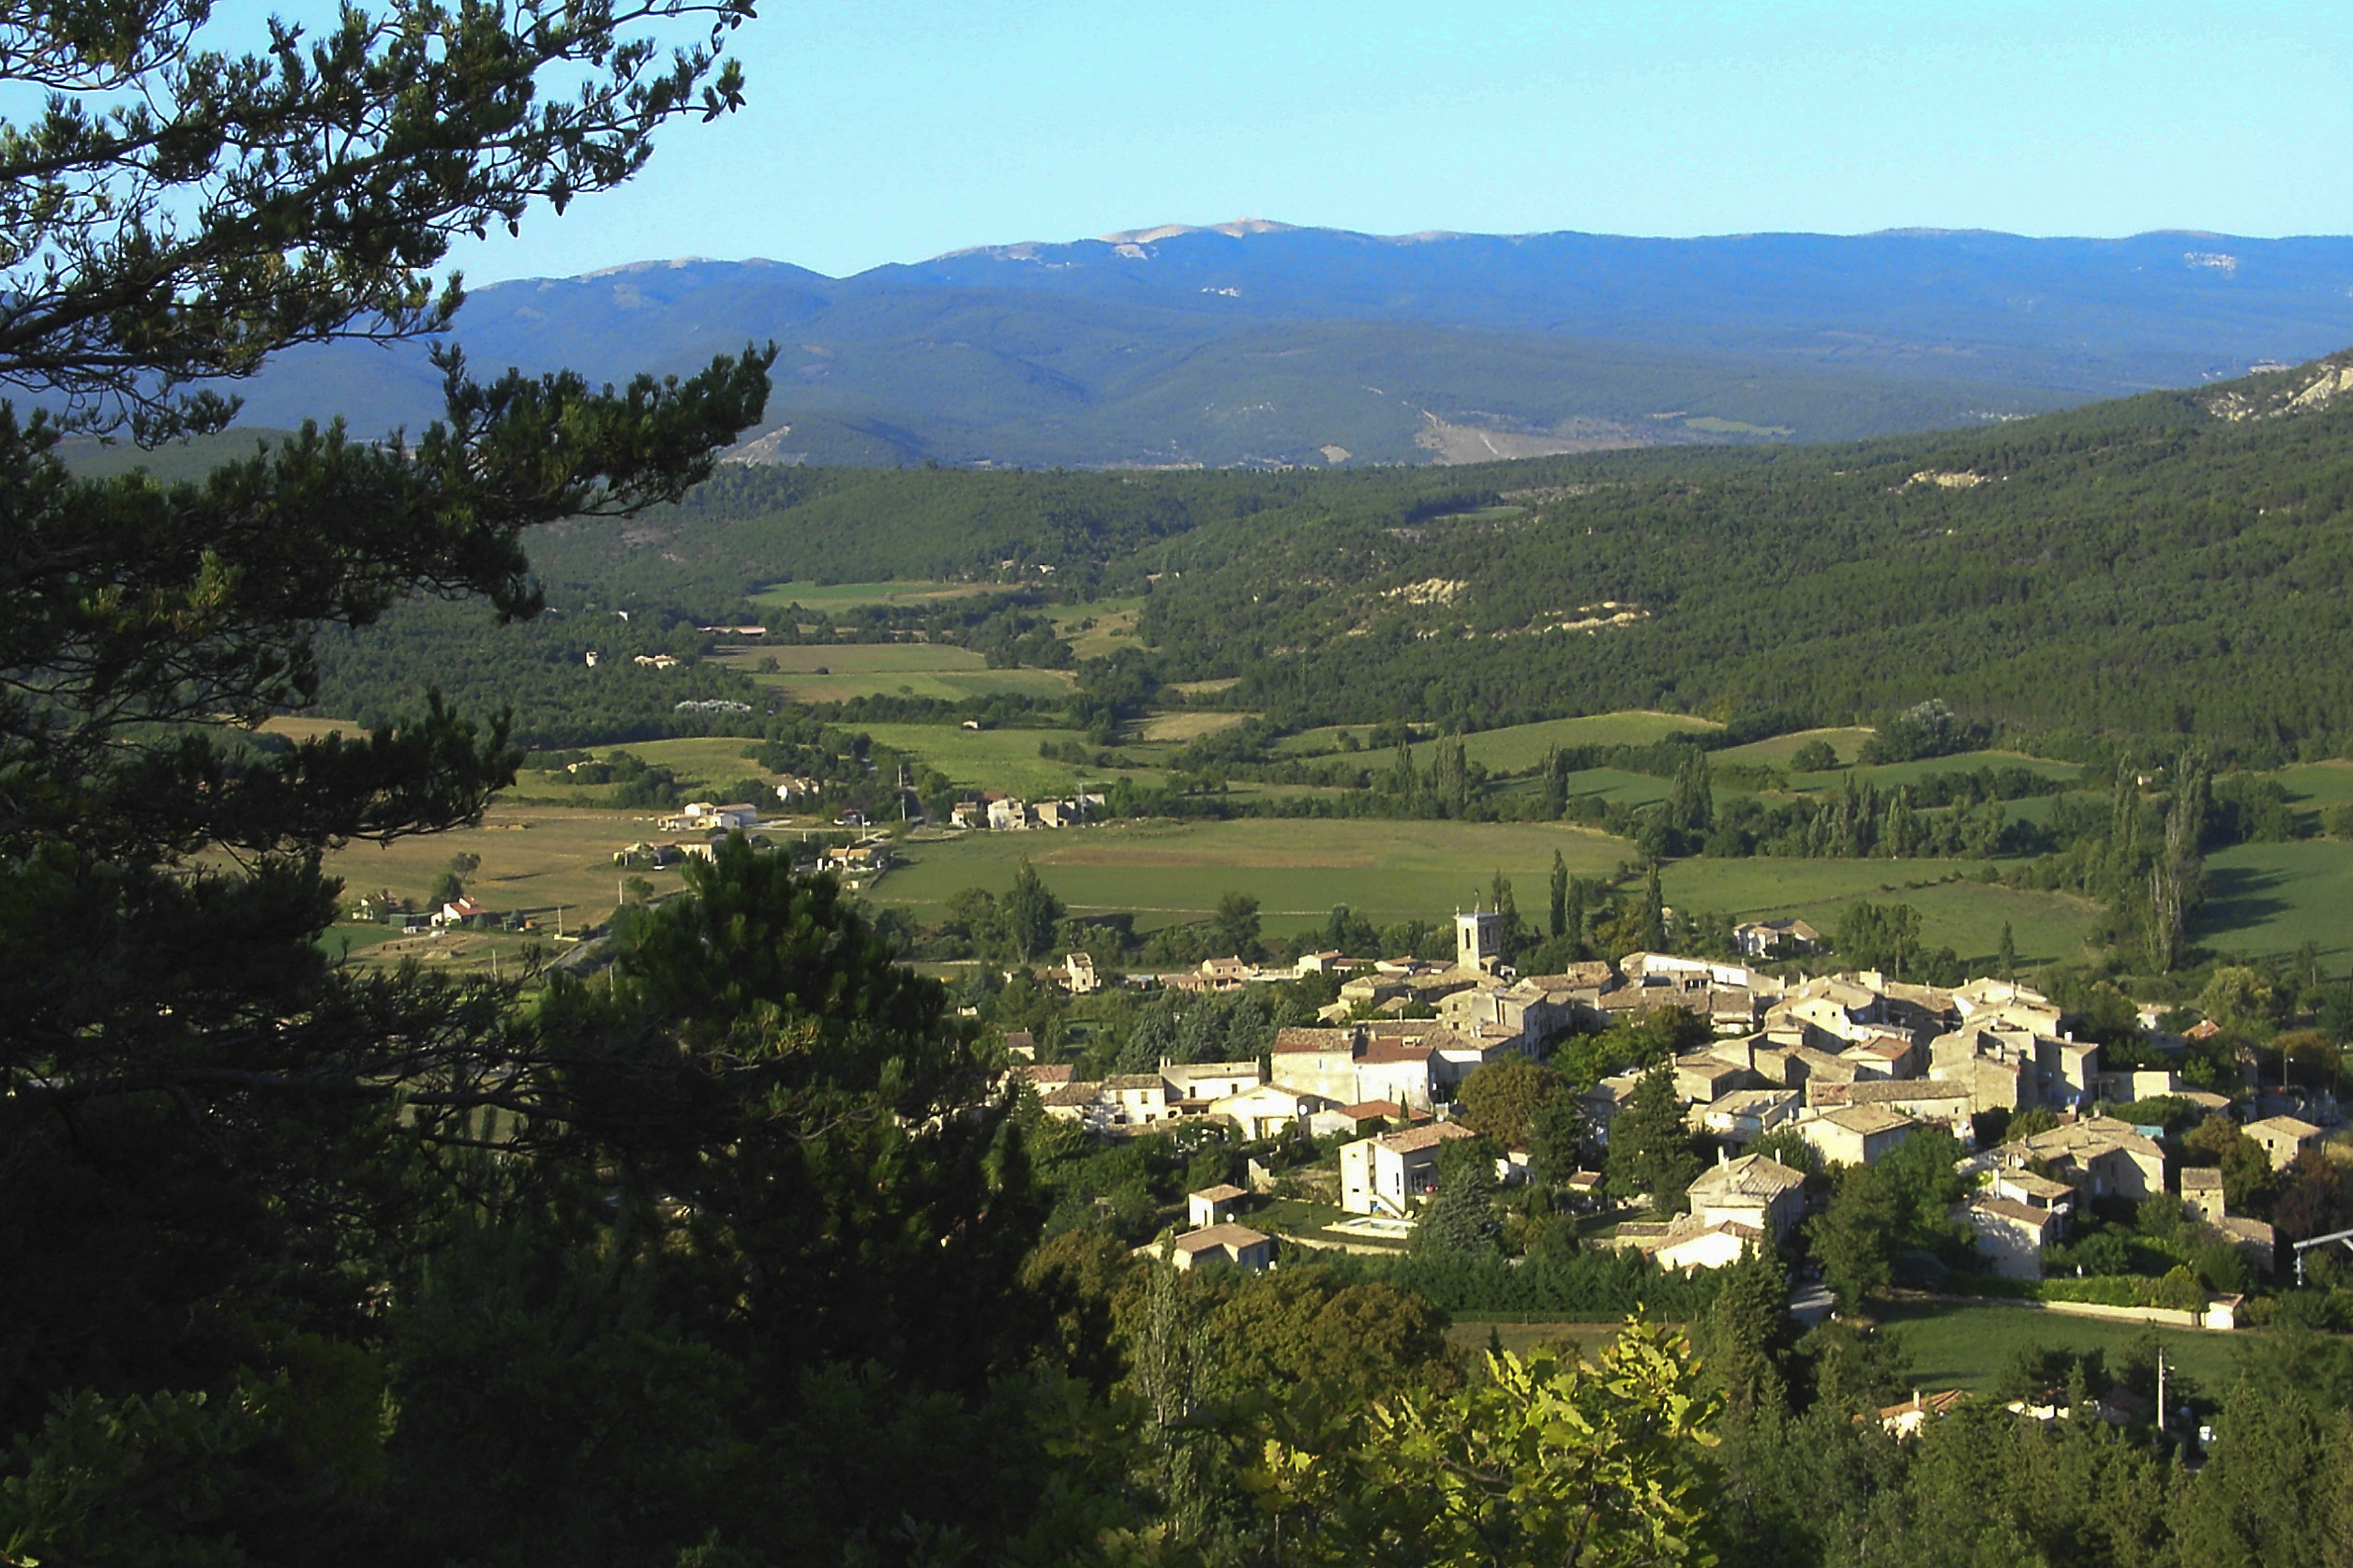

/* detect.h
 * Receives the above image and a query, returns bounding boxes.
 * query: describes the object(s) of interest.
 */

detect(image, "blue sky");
[445,3,2350,280]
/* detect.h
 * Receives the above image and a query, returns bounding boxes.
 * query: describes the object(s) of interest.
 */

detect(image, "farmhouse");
[1103,1074,1173,1127]
[1306,1099,1409,1138]
[2242,1114,2326,1171]
[1164,1224,1275,1272]
[1879,1390,1969,1439]
[1162,1060,1263,1103]
[1817,1079,1976,1140]
[658,801,759,832]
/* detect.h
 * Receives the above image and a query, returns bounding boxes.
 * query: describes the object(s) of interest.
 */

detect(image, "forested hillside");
[481,350,2353,758]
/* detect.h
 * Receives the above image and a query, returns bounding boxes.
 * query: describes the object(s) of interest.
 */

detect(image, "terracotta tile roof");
[2246,1114,2325,1140]
[1971,1196,2059,1229]
[1172,1223,1270,1253]
[1690,1154,1806,1199]
[1190,1184,1249,1202]
[1380,1122,1479,1155]
[1845,1079,1971,1104]
[1019,1064,1075,1085]
[1275,1026,1357,1053]
[1043,1082,1102,1107]
[1336,1099,1403,1120]
[1821,1105,1916,1136]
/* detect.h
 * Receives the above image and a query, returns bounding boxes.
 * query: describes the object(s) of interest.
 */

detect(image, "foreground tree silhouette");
[0,5,773,1556]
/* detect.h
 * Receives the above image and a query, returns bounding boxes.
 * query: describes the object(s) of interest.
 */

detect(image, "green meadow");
[1711,727,1878,769]
[1660,859,2103,968]
[2198,838,2353,962]
[1049,597,1147,660]
[711,643,1077,704]
[1279,711,1722,769]
[1872,1299,2241,1398]
[749,580,1012,612]
[863,817,1634,932]
[847,723,1125,799]
[863,816,2103,957]
[1827,751,2089,793]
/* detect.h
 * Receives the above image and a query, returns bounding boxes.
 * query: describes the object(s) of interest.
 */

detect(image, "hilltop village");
[1009,907,2335,1310]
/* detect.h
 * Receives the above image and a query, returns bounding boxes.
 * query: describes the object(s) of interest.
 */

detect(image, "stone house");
[1165,1224,1274,1272]
[1960,1195,2061,1280]
[1699,1088,1801,1144]
[1796,1105,1917,1168]
[1999,1117,2165,1202]
[1685,1153,1807,1245]
[2243,1115,2326,1171]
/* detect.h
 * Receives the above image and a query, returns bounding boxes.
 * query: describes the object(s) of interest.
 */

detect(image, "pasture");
[1279,711,1721,769]
[1660,859,2102,968]
[864,817,1634,932]
[1138,710,1256,742]
[1872,1298,2241,1398]
[2199,839,2353,962]
[1050,597,1147,660]
[848,723,1120,798]
[711,642,1076,703]
[316,802,707,930]
[749,580,1012,612]
[1828,750,2088,793]
[1713,727,1876,769]
[1424,712,1723,773]
[2275,760,2353,828]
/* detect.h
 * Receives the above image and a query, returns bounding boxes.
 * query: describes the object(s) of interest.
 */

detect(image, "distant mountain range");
[230,221,2353,468]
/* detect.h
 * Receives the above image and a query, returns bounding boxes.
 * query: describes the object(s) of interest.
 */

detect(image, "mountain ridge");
[228,222,2353,469]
